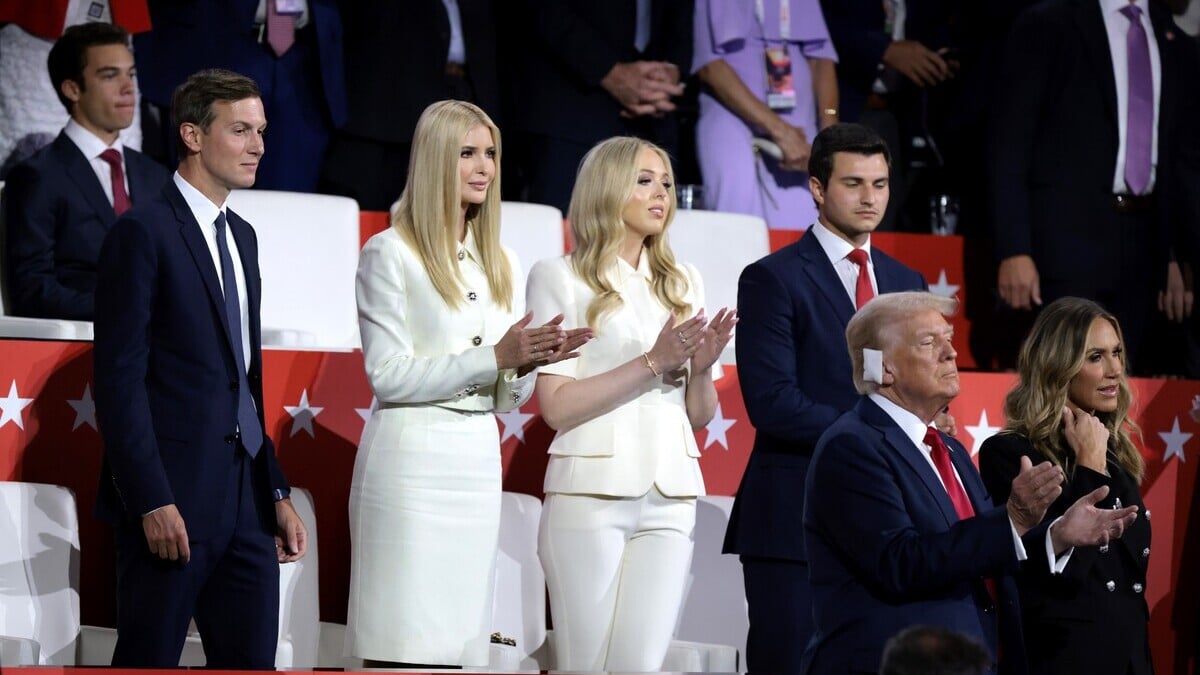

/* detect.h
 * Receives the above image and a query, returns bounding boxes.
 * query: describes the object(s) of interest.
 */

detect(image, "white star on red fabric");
[283,389,324,438]
[356,396,377,425]
[928,270,960,298]
[964,409,1001,456]
[0,380,34,430]
[704,403,736,450]
[497,406,536,444]
[67,384,97,431]
[1160,416,1192,463]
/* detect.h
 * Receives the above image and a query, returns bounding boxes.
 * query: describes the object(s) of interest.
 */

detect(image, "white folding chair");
[226,189,361,350]
[675,495,747,671]
[669,210,770,364]
[0,481,81,665]
[499,201,566,272]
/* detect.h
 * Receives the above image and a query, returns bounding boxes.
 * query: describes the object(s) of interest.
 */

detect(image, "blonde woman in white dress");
[526,136,738,671]
[346,100,591,668]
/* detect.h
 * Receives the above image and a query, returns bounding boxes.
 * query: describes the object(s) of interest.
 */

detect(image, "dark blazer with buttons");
[980,432,1152,675]
[723,231,928,561]
[3,131,167,319]
[803,397,1030,674]
[92,180,289,540]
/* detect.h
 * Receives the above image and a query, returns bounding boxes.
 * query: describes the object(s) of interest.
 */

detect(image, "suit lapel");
[167,183,239,353]
[1149,2,1177,154]
[797,232,856,326]
[1074,0,1118,127]
[947,435,992,511]
[858,398,960,527]
[54,133,116,228]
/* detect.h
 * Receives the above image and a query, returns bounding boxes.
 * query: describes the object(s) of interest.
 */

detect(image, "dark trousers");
[111,453,278,668]
[741,555,814,673]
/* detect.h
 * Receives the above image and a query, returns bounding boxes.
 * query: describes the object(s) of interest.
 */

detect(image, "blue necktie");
[214,212,263,457]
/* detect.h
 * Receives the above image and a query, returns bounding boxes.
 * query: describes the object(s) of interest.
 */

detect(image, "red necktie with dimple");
[846,248,874,310]
[267,0,296,57]
[925,427,1001,610]
[98,148,131,215]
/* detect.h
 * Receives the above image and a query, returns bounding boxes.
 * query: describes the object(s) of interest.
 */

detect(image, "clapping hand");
[647,311,708,375]
[495,312,594,376]
[1049,485,1139,555]
[1006,455,1065,536]
[690,308,737,373]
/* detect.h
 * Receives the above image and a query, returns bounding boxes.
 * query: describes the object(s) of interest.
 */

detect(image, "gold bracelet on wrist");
[821,107,839,117]
[642,352,660,377]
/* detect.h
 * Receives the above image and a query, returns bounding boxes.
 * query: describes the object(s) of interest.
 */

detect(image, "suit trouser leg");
[193,456,279,669]
[741,556,813,673]
[539,489,695,672]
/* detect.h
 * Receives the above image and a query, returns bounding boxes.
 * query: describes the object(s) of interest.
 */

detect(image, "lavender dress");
[692,0,837,230]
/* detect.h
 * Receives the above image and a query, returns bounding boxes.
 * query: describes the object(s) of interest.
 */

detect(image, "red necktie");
[846,248,874,310]
[99,148,131,216]
[267,0,296,57]
[925,427,1000,608]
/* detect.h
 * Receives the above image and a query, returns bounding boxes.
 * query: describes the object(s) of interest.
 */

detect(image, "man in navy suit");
[723,123,932,671]
[802,291,1140,673]
[133,0,346,192]
[4,22,167,320]
[990,0,1200,374]
[93,69,306,668]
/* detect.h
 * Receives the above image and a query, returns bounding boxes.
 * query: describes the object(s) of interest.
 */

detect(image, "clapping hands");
[495,312,594,376]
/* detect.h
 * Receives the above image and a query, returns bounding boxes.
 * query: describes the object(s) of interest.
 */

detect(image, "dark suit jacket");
[3,132,167,319]
[980,433,1152,675]
[133,0,347,128]
[990,0,1200,282]
[337,0,499,144]
[723,231,927,560]
[93,181,288,540]
[803,397,1029,674]
[819,0,953,122]
[508,0,692,144]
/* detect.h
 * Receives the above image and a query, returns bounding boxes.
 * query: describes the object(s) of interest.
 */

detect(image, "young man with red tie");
[4,22,167,320]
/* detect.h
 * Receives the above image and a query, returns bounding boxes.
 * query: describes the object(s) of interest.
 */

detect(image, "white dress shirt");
[441,0,467,63]
[1100,0,1162,194]
[172,172,252,372]
[809,220,878,305]
[527,254,721,498]
[63,118,128,208]
[255,0,310,28]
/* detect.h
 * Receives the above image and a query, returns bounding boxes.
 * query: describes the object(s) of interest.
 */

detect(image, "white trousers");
[539,488,696,672]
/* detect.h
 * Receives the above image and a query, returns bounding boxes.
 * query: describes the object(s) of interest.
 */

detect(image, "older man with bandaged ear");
[801,292,1141,675]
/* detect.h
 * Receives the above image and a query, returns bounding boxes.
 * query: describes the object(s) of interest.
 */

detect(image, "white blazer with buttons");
[356,226,534,411]
[526,254,720,498]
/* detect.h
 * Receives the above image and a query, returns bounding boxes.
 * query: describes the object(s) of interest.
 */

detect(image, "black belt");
[1113,193,1154,214]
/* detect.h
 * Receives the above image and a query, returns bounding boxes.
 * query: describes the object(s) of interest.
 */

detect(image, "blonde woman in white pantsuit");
[346,100,591,668]
[526,136,738,672]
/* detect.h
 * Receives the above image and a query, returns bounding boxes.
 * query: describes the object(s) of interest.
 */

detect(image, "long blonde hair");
[391,100,512,310]
[1003,297,1143,482]
[567,136,690,328]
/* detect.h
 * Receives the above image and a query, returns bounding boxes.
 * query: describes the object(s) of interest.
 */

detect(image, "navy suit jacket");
[990,0,1200,280]
[93,180,288,540]
[133,0,347,128]
[508,0,692,144]
[802,397,1029,674]
[3,132,167,319]
[723,231,927,560]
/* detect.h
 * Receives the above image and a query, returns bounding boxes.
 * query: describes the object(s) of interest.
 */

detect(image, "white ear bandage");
[863,348,884,384]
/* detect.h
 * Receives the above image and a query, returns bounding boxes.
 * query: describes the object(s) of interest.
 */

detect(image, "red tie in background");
[847,248,874,310]
[924,427,1001,609]
[99,148,131,215]
[267,0,296,57]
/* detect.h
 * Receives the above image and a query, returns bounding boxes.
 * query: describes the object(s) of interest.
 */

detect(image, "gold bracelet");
[821,107,839,117]
[642,352,660,377]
